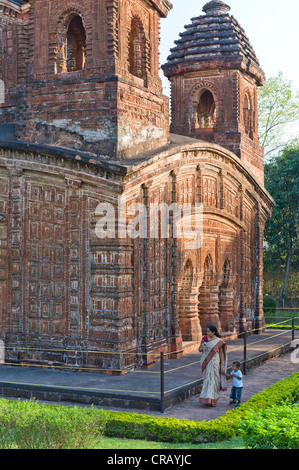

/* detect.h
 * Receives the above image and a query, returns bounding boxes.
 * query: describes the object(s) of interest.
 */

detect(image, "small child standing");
[227,361,243,406]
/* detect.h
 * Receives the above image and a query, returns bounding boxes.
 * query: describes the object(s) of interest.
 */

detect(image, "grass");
[96,436,245,449]
[2,369,299,449]
[0,324,297,449]
[264,310,299,328]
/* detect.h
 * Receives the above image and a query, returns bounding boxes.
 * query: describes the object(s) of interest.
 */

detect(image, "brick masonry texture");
[11,0,170,160]
[0,0,274,372]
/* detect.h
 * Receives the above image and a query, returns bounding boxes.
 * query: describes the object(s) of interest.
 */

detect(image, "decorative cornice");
[148,0,173,18]
[0,140,127,177]
[124,134,274,213]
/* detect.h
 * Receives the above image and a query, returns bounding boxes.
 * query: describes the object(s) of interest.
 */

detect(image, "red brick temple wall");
[0,0,274,372]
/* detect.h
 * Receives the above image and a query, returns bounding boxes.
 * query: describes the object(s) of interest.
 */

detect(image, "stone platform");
[0,329,296,413]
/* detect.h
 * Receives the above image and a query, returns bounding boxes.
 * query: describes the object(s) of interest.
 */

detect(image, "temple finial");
[202,0,231,15]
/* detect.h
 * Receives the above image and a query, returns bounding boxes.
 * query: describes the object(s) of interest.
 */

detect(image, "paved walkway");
[2,352,297,423]
[40,352,299,421]
[154,352,299,421]
[0,329,298,420]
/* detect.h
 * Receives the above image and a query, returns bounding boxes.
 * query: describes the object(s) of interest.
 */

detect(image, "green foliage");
[240,403,299,449]
[104,411,233,444]
[0,399,107,449]
[264,142,299,304]
[265,324,299,330]
[264,307,299,328]
[263,295,277,314]
[105,372,299,444]
[264,143,299,255]
[0,373,298,448]
[258,72,299,156]
[98,436,245,450]
[263,269,299,302]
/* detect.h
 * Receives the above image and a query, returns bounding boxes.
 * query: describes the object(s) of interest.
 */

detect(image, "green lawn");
[96,436,245,450]
[265,311,299,328]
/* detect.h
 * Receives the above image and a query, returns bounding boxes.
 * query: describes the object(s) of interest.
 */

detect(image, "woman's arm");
[198,336,206,352]
[219,347,225,373]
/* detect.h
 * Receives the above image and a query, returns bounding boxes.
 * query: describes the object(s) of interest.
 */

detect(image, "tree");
[258,72,299,158]
[264,142,299,306]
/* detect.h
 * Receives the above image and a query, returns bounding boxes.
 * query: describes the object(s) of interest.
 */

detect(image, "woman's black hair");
[207,325,221,338]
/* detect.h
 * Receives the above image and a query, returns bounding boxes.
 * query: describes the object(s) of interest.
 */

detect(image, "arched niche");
[197,89,216,128]
[218,259,235,332]
[178,259,202,342]
[56,12,86,73]
[128,16,149,83]
[66,15,86,72]
[198,254,221,334]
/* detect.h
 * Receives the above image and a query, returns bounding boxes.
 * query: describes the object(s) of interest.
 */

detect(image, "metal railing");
[0,317,297,413]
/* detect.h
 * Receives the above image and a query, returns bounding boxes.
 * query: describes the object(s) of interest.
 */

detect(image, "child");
[226,361,243,406]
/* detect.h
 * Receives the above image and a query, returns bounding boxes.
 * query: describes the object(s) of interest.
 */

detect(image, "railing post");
[243,331,247,375]
[160,352,165,413]
[292,317,295,342]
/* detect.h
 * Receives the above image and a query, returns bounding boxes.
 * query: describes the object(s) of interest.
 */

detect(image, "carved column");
[198,285,221,334]
[178,261,202,342]
[219,287,234,332]
[170,172,182,353]
[254,203,266,333]
[0,168,10,343]
[191,99,199,131]
[238,185,247,333]
[6,166,24,349]
[218,260,235,332]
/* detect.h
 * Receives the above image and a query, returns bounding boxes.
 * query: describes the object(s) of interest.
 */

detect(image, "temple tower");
[162,0,266,183]
[14,0,172,160]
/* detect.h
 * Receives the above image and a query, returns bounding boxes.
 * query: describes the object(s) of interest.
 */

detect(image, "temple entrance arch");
[178,259,202,342]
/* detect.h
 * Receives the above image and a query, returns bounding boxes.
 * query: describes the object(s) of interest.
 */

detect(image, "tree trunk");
[280,248,292,307]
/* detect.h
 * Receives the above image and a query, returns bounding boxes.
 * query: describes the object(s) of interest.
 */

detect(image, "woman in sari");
[198,325,227,407]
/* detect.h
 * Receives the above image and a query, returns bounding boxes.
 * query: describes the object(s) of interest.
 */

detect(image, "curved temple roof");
[162,0,265,84]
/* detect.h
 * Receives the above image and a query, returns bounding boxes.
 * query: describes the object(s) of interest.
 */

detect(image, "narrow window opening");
[66,15,86,72]
[222,260,230,288]
[243,93,253,138]
[197,90,216,128]
[128,18,145,79]
[203,254,213,287]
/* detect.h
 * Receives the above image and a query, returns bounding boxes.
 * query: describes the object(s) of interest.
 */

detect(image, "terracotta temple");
[0,0,274,372]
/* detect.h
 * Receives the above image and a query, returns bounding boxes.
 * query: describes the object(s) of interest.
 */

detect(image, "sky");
[159,0,299,95]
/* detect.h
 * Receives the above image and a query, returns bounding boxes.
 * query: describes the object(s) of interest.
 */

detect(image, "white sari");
[199,337,227,406]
